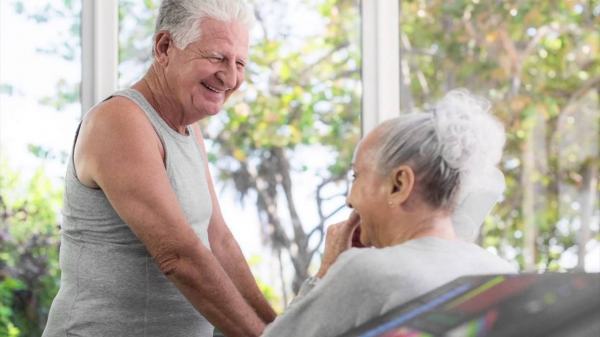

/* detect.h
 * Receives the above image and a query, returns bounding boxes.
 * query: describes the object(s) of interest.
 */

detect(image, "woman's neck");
[381,211,456,247]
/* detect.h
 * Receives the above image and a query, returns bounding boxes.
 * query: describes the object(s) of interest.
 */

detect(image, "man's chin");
[195,104,223,117]
[191,96,224,116]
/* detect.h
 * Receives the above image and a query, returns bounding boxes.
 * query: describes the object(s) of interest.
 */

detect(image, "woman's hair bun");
[432,89,505,172]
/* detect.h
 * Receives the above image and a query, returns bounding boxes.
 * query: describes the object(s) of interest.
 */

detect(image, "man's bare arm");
[193,125,277,324]
[77,100,265,337]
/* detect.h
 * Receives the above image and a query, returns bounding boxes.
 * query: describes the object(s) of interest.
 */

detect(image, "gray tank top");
[42,89,214,337]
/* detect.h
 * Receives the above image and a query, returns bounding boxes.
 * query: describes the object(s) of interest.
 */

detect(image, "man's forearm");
[213,234,277,323]
[159,243,266,337]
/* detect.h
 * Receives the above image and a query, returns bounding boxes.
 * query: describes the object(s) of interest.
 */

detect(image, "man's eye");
[208,56,223,63]
[236,61,246,68]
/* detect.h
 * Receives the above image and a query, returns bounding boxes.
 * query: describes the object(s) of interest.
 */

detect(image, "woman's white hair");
[155,0,254,50]
[374,89,506,210]
[433,89,505,172]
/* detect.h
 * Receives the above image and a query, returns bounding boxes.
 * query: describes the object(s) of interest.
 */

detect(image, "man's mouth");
[202,82,225,93]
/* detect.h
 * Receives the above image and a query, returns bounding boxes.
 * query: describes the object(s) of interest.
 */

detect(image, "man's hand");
[316,211,360,278]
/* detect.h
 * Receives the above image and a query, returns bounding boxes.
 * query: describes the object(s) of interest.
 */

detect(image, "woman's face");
[164,18,249,123]
[346,130,390,247]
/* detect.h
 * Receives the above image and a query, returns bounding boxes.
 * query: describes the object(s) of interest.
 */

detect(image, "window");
[117,0,362,305]
[0,0,81,180]
[398,0,600,272]
[0,1,81,334]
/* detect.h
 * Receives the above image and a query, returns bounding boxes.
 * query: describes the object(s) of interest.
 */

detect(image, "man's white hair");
[155,0,254,49]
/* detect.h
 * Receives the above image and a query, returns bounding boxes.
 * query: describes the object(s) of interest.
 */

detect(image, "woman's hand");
[316,211,360,278]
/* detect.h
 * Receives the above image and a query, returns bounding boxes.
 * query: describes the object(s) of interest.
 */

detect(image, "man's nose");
[216,62,237,89]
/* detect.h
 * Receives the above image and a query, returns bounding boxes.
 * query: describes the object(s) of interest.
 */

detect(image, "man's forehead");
[198,18,249,42]
[186,21,248,60]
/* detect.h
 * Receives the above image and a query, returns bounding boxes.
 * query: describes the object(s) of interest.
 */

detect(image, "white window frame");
[361,0,400,134]
[81,0,118,116]
[81,0,402,131]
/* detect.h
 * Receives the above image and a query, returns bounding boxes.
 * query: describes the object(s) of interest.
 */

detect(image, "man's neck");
[133,66,188,135]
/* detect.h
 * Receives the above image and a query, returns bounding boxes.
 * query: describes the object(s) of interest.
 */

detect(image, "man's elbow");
[152,238,203,277]
[155,252,182,276]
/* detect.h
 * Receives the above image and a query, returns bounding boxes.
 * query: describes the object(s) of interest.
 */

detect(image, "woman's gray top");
[42,89,214,337]
[262,237,517,337]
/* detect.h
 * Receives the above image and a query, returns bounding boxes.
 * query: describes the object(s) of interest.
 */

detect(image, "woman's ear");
[154,31,172,66]
[389,165,415,205]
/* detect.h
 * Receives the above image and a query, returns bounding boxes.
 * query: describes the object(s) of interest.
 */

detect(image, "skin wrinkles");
[141,18,249,134]
[317,125,457,280]
[65,13,274,337]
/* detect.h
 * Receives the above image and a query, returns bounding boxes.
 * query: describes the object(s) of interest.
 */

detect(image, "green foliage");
[0,162,62,337]
[12,0,82,111]
[401,0,599,271]
[247,255,283,313]
[118,0,157,86]
[217,0,361,179]
[27,145,68,164]
[0,84,14,96]
[38,80,80,111]
[6,1,597,329]
[0,278,25,337]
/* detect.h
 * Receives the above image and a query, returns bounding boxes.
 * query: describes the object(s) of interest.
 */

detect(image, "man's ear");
[154,31,172,66]
[389,165,415,205]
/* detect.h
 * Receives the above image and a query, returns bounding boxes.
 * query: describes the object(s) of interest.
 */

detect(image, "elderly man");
[42,1,275,337]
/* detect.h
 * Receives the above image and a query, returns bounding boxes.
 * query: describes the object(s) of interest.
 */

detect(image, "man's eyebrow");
[203,50,223,57]
[204,50,246,62]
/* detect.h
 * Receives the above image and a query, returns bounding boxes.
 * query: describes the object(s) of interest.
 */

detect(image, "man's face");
[165,18,249,122]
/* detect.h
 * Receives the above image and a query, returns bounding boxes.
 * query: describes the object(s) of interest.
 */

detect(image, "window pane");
[1,0,81,179]
[399,0,600,272]
[0,0,81,334]
[118,0,361,306]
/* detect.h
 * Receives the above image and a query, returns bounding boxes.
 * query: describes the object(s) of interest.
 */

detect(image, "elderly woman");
[262,90,516,337]
[42,1,274,337]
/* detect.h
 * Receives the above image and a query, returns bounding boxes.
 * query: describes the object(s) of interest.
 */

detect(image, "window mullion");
[361,0,400,135]
[81,0,118,117]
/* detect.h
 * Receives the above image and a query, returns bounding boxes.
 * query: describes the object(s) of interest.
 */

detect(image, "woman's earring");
[388,200,394,207]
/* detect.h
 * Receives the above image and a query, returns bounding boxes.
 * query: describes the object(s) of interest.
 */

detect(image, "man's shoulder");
[86,95,145,123]
[82,95,154,139]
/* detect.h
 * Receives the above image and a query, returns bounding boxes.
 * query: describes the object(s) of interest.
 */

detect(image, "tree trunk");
[522,130,537,271]
[577,159,599,271]
[522,113,546,271]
